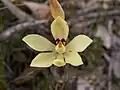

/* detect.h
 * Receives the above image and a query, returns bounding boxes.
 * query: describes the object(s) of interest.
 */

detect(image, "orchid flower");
[22,0,92,67]
[22,16,92,67]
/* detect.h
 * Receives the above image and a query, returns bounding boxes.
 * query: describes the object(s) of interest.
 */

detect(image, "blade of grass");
[0,13,5,89]
[0,12,3,32]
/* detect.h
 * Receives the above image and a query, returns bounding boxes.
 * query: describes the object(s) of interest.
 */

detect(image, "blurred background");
[0,0,120,90]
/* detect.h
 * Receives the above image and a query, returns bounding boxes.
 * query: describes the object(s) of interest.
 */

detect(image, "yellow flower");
[22,16,92,67]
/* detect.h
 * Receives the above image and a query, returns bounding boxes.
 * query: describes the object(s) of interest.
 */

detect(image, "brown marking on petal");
[55,38,66,48]
[58,41,62,48]
[55,38,60,44]
[56,38,66,46]
[61,38,66,45]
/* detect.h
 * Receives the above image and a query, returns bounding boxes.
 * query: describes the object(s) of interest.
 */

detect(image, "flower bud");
[50,0,65,19]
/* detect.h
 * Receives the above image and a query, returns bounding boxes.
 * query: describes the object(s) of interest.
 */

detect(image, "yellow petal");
[22,34,55,51]
[30,52,55,67]
[50,0,65,19]
[66,35,92,52]
[64,51,83,66]
[53,54,65,67]
[51,16,69,40]
[53,59,66,67]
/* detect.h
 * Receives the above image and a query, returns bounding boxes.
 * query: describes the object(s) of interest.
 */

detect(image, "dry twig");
[1,0,34,21]
[0,20,47,42]
[108,20,113,90]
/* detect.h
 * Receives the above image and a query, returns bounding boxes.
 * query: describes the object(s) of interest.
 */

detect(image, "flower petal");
[30,52,55,67]
[50,0,65,19]
[53,53,65,67]
[51,16,69,40]
[53,59,66,67]
[64,51,83,66]
[22,34,55,51]
[66,35,92,52]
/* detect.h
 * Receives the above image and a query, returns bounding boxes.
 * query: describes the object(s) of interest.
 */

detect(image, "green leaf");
[0,13,3,32]
[0,45,5,89]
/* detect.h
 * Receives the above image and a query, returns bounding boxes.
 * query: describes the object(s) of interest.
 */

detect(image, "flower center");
[55,38,66,53]
[55,41,66,53]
